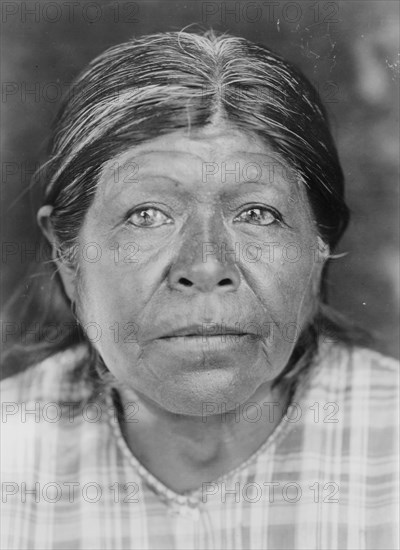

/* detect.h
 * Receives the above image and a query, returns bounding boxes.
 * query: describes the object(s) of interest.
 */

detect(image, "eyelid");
[125,205,174,227]
[125,204,172,221]
[233,204,285,224]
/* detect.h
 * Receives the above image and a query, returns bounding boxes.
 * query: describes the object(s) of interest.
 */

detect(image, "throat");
[109,381,293,495]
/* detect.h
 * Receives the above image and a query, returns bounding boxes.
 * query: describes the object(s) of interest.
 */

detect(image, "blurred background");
[1,0,399,358]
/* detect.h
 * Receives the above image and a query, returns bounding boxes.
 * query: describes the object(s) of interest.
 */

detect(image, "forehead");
[136,126,265,159]
[97,125,305,202]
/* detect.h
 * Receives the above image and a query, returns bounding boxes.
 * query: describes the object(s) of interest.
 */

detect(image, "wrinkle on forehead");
[95,127,311,219]
[99,130,294,176]
[98,123,277,178]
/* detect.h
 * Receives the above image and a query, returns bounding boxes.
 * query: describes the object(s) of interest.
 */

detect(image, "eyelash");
[233,205,285,226]
[125,206,172,228]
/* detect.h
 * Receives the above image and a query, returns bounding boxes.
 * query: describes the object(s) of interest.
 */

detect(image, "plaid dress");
[1,341,398,549]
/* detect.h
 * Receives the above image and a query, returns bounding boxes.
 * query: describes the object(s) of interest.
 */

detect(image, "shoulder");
[0,344,94,468]
[312,341,399,395]
[0,344,108,480]
[308,341,399,436]
[349,344,399,378]
[0,343,92,405]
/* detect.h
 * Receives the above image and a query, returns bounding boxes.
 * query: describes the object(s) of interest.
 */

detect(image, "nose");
[168,257,240,293]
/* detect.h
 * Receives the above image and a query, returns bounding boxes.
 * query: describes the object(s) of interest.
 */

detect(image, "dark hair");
[2,30,367,387]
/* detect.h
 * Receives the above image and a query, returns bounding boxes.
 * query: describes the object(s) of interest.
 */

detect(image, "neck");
[113,380,293,494]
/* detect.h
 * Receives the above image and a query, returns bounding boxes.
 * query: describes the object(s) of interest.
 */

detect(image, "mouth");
[150,323,262,361]
[159,335,250,345]
[158,325,253,339]
[154,330,258,356]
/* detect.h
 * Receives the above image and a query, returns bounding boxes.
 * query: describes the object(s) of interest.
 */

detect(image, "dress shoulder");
[0,343,92,405]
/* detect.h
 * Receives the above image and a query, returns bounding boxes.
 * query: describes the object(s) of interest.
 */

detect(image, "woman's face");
[73,124,326,414]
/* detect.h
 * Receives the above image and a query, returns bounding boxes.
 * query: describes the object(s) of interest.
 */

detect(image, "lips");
[157,324,254,339]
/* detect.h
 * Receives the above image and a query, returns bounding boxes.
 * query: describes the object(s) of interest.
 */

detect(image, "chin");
[155,368,268,417]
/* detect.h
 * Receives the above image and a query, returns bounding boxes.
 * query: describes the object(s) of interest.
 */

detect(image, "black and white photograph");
[1,1,399,548]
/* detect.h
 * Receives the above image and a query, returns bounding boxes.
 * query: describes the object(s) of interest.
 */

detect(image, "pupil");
[141,210,151,223]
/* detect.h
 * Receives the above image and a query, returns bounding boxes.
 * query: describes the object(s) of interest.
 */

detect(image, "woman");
[1,30,398,550]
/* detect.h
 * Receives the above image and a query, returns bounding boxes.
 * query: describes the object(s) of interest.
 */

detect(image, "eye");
[234,206,282,226]
[127,207,173,228]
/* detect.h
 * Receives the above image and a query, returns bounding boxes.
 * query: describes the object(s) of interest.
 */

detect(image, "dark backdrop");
[1,0,399,358]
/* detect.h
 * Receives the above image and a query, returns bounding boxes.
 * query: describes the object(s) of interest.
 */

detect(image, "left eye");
[234,207,280,226]
[127,208,173,228]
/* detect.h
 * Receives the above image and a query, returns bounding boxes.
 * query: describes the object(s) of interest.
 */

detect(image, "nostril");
[169,267,240,292]
[179,277,193,287]
[218,278,232,287]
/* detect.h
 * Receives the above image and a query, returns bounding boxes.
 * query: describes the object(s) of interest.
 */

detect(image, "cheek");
[277,259,320,322]
[75,262,144,383]
[74,244,172,357]
[245,236,322,325]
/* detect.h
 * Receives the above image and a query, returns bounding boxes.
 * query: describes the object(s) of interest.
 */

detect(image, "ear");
[309,236,330,297]
[316,236,330,262]
[37,205,78,303]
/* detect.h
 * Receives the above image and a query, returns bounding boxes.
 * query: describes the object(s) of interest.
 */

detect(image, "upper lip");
[158,324,251,338]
